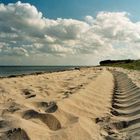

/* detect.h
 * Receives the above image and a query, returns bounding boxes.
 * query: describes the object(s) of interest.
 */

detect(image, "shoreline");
[0,66,91,79]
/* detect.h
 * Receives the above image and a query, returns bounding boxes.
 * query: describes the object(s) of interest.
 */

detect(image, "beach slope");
[1,67,139,139]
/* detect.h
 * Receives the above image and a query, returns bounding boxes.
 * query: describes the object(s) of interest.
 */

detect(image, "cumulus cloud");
[0,1,140,65]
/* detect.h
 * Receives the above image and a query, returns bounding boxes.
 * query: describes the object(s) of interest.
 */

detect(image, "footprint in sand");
[1,101,21,116]
[37,101,58,113]
[7,102,21,113]
[22,109,61,131]
[21,89,36,99]
[4,128,30,140]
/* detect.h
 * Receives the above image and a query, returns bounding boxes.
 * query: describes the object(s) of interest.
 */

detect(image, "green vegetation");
[100,59,140,70]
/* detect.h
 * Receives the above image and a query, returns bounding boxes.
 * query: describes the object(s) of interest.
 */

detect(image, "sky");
[0,0,140,65]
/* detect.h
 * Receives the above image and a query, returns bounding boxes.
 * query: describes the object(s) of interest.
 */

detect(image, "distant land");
[100,59,140,70]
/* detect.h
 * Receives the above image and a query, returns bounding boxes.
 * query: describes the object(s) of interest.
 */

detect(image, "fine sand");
[0,67,139,140]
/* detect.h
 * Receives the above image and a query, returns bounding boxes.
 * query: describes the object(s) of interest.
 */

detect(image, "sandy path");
[93,69,140,140]
[109,70,140,139]
[0,67,140,140]
[1,67,139,139]
[4,67,140,139]
[0,67,114,140]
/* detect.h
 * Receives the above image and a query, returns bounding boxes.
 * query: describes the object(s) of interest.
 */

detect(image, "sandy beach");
[0,67,139,140]
[1,0,140,139]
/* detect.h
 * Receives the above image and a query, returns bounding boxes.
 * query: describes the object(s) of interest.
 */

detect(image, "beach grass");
[100,60,140,70]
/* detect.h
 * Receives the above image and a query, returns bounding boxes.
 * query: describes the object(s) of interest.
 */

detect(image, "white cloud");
[85,16,95,25]
[0,1,140,65]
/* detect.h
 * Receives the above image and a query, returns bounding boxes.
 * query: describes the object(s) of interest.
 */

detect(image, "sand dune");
[0,67,140,139]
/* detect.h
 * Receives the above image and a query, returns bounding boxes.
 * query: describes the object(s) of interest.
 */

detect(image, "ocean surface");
[0,66,77,77]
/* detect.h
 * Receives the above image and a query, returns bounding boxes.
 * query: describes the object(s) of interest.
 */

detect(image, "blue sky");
[1,0,140,21]
[0,0,140,65]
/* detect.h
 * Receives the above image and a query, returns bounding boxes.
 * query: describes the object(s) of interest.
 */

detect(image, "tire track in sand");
[95,70,140,140]
[109,71,140,140]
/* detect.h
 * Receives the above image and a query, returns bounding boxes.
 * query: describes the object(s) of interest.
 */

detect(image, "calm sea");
[0,66,77,77]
